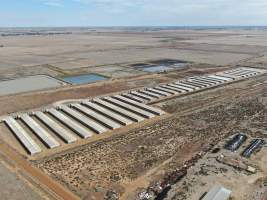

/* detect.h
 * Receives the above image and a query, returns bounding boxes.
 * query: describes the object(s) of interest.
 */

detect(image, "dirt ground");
[0,156,47,200]
[0,27,267,200]
[166,138,267,200]
[33,74,267,199]
[1,28,267,81]
[0,141,59,200]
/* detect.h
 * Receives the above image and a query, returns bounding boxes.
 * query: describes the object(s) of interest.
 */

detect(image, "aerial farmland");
[0,27,266,200]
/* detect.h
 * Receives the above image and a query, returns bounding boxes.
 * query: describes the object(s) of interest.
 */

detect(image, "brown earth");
[34,74,267,199]
[0,27,267,200]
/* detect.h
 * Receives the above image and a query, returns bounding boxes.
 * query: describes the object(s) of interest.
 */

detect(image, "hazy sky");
[1,0,267,27]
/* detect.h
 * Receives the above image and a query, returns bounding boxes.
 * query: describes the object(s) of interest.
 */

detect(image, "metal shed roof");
[202,186,231,200]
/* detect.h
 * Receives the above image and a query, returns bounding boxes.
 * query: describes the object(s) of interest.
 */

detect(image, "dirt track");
[0,140,80,200]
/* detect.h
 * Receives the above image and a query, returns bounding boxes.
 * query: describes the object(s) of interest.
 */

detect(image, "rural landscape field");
[0,26,266,200]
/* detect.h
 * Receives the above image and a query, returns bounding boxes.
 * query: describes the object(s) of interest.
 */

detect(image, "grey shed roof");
[202,186,231,200]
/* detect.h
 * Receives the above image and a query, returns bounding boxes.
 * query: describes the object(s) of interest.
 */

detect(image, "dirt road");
[0,140,79,200]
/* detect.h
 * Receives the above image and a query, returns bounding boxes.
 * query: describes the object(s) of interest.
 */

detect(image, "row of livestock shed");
[2,96,165,155]
[122,67,266,104]
[1,67,265,156]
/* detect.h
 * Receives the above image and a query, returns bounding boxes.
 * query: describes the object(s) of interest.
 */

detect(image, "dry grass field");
[1,28,267,81]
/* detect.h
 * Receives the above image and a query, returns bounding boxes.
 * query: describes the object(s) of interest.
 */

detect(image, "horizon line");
[1,25,267,28]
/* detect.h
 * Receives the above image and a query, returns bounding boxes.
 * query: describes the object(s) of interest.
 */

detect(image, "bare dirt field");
[1,28,267,81]
[0,160,46,200]
[166,138,267,200]
[0,143,56,200]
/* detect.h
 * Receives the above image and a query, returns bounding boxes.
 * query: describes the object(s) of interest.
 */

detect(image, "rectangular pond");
[63,74,108,85]
[0,75,65,96]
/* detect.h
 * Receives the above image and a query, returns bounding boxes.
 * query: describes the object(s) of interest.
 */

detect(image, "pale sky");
[1,0,267,27]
